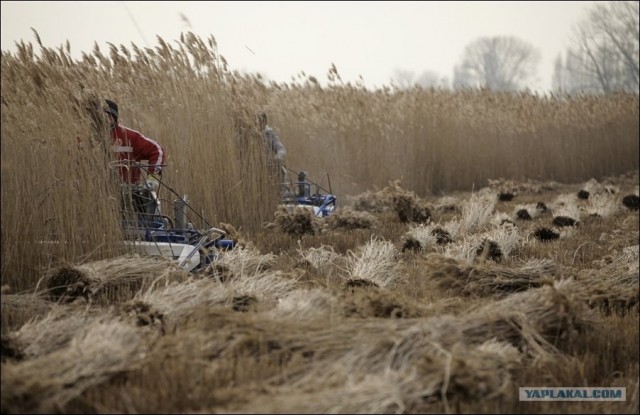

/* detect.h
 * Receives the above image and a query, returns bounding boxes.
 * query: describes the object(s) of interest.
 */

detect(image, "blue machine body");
[282,170,337,217]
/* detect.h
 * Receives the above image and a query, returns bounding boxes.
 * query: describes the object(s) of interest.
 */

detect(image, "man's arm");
[266,129,286,160]
[127,128,167,175]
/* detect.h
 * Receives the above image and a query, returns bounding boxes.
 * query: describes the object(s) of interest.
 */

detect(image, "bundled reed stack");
[38,254,190,304]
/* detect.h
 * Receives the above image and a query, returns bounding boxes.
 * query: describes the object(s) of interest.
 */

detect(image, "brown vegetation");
[1,172,638,414]
[1,32,639,414]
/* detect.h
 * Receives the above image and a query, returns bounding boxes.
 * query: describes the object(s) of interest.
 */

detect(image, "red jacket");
[111,124,166,183]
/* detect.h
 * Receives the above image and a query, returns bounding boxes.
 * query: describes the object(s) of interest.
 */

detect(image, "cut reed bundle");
[1,293,53,332]
[273,206,323,235]
[38,254,190,304]
[326,206,378,230]
[383,180,432,223]
[401,222,454,253]
[219,280,591,413]
[345,238,401,287]
[297,244,344,267]
[136,269,299,324]
[1,320,147,414]
[422,253,557,297]
[575,245,639,314]
[267,288,338,321]
[8,305,104,359]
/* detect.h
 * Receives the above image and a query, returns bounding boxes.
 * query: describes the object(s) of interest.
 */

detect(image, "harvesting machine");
[280,168,337,217]
[115,161,236,272]
[116,162,337,272]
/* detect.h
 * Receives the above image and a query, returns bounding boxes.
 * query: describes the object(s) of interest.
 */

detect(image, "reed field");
[1,32,639,414]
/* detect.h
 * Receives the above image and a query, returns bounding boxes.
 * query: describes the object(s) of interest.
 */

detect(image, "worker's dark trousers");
[121,186,158,224]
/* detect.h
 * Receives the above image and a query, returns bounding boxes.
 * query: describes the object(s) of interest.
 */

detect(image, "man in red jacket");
[104,99,167,220]
[104,99,166,190]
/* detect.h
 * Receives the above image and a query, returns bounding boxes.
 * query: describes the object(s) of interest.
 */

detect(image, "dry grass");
[421,253,558,297]
[37,254,190,305]
[1,172,637,414]
[2,319,148,413]
[326,206,378,230]
[345,237,401,287]
[2,35,638,287]
[273,206,323,235]
[1,32,639,414]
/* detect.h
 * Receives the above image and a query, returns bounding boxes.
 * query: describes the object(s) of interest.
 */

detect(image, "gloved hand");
[145,174,160,191]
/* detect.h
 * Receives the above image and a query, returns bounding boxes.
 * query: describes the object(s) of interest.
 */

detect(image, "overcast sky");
[1,1,597,91]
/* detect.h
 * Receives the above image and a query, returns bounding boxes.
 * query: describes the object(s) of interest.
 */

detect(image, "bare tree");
[452,64,474,90]
[390,69,416,89]
[453,35,540,91]
[554,1,639,94]
[416,70,449,89]
[551,54,564,92]
[390,69,449,89]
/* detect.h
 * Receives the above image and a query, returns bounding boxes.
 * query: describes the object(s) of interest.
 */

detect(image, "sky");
[1,1,598,91]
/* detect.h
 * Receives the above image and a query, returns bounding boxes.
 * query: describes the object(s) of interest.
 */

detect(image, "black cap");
[104,99,118,119]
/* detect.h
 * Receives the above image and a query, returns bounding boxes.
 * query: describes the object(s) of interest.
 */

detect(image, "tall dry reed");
[2,31,638,288]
